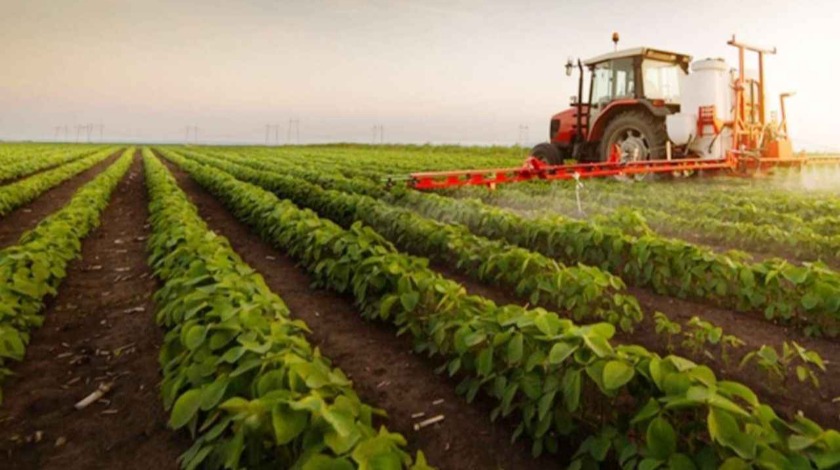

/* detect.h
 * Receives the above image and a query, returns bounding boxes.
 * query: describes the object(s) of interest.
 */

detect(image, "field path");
[161,157,563,470]
[0,151,121,249]
[0,152,186,469]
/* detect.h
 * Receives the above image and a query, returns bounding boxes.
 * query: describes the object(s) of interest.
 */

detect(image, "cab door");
[588,58,637,131]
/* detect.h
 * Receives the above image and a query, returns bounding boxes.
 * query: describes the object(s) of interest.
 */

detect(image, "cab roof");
[584,47,692,67]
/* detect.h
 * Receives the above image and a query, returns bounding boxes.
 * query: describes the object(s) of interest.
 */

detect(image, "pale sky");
[1,0,838,149]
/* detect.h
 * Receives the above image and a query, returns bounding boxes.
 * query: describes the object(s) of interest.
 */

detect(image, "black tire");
[531,142,563,165]
[598,110,668,163]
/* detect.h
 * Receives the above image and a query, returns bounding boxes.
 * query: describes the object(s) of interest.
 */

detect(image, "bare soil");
[0,151,121,249]
[160,158,564,470]
[0,153,186,469]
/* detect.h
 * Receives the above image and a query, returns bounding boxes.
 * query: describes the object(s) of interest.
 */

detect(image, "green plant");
[740,341,827,390]
[681,317,745,364]
[653,312,681,353]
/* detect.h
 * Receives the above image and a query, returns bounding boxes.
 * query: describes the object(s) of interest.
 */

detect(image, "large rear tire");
[598,110,668,181]
[530,142,564,165]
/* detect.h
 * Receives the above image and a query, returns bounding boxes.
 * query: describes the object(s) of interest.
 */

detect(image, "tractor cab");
[585,48,691,115]
[534,45,692,164]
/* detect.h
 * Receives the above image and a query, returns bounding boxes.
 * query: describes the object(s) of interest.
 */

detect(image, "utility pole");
[185,126,190,144]
[86,123,94,143]
[371,125,384,144]
[54,126,61,141]
[99,123,104,142]
[75,125,82,143]
[64,125,69,141]
[265,124,270,145]
[287,120,300,145]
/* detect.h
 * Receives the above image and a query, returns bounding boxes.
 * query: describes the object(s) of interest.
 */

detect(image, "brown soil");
[0,153,186,469]
[0,151,122,249]
[160,158,563,470]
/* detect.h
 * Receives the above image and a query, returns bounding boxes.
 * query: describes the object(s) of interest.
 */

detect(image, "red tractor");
[532,41,692,165]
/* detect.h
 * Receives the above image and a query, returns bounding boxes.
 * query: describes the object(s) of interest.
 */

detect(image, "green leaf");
[719,457,750,470]
[646,417,677,460]
[200,380,229,410]
[602,360,634,391]
[323,405,356,437]
[400,291,420,312]
[170,388,203,429]
[801,292,822,310]
[272,404,308,445]
[583,334,613,357]
[301,454,355,470]
[184,324,208,351]
[476,346,493,377]
[507,333,523,364]
[548,341,577,364]
[668,454,697,470]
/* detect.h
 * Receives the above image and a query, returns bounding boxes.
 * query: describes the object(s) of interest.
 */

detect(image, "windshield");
[642,60,684,103]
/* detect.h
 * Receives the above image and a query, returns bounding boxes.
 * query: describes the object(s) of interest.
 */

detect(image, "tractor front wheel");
[530,142,565,165]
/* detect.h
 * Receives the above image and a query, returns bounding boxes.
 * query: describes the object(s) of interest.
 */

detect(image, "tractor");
[406,35,840,191]
[532,34,692,165]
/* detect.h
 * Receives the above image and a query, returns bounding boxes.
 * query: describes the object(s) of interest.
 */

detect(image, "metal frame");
[408,153,839,190]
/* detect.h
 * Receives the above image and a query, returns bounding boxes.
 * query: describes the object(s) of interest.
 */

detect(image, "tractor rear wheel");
[530,142,564,165]
[599,110,668,180]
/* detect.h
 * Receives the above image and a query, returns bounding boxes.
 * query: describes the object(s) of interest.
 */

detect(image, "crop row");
[0,148,133,402]
[167,148,643,332]
[189,147,840,338]
[0,146,101,183]
[0,147,118,217]
[159,149,840,468]
[143,150,430,470]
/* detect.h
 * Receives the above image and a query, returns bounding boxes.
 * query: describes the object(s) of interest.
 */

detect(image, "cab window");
[590,58,636,107]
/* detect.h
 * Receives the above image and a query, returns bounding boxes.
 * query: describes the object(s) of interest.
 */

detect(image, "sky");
[1,0,838,150]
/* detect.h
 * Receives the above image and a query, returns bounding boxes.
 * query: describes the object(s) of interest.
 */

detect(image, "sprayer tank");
[666,58,733,159]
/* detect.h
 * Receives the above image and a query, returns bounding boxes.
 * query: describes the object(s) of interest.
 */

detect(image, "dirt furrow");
[161,159,561,470]
[0,151,122,249]
[0,152,186,470]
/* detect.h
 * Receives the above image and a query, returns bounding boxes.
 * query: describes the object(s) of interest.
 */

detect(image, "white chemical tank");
[666,58,733,159]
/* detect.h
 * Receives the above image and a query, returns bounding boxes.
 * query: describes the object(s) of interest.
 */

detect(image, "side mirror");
[570,95,578,105]
[565,57,574,77]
